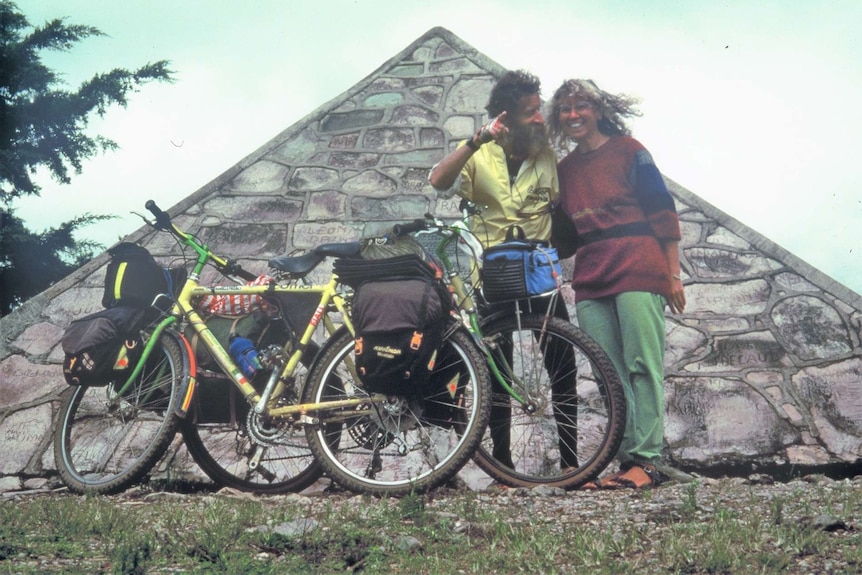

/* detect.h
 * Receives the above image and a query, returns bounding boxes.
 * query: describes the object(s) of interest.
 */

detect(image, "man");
[429,70,557,247]
[429,70,578,475]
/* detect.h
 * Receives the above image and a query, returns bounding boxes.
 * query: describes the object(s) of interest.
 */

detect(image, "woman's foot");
[596,462,669,489]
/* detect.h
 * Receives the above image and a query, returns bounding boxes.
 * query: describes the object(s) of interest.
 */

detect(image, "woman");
[548,79,687,489]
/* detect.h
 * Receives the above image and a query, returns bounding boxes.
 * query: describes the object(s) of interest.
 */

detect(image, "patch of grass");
[1,479,861,574]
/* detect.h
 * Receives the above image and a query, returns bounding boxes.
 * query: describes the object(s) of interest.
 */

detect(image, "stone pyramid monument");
[1,27,860,491]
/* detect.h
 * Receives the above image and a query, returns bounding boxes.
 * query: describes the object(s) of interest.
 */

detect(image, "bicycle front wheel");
[54,333,184,495]
[474,314,626,489]
[303,327,490,496]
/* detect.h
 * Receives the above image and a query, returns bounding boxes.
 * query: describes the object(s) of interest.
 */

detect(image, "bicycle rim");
[474,314,626,489]
[304,328,490,496]
[179,366,322,494]
[54,334,183,495]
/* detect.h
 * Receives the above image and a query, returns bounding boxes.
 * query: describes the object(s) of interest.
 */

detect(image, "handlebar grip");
[392,219,427,237]
[145,200,172,230]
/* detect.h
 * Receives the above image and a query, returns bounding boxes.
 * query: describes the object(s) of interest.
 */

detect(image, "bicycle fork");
[480,294,561,413]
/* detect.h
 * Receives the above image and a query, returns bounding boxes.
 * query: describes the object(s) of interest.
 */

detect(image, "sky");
[15,0,862,295]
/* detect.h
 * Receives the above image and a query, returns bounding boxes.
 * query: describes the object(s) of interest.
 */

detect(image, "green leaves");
[0,1,174,201]
[0,1,174,313]
[0,207,116,314]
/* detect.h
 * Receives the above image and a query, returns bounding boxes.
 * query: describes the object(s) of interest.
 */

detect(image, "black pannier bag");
[102,242,174,309]
[353,278,447,395]
[335,254,451,396]
[61,306,147,386]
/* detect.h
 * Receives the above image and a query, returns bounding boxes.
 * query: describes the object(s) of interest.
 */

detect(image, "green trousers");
[576,292,667,463]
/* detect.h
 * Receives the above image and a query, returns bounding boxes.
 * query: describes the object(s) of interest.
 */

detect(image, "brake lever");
[131,211,157,229]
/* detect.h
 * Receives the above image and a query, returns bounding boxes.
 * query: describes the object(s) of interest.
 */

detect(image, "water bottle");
[229,335,262,378]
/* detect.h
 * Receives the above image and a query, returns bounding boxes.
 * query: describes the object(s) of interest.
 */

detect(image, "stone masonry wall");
[1,27,860,491]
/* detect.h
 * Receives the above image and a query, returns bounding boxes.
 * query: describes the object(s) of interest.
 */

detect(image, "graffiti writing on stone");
[699,336,789,371]
[4,420,46,444]
[294,223,360,248]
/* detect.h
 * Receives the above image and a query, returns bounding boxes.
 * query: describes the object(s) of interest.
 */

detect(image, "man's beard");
[505,122,550,158]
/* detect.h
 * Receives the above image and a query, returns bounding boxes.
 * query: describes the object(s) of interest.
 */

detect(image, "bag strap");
[505,225,528,242]
[228,316,243,338]
[417,279,434,326]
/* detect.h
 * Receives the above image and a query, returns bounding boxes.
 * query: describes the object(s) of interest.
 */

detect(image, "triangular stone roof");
[1,27,860,491]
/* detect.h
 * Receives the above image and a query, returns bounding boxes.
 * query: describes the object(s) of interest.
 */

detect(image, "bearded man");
[429,70,578,478]
[429,69,557,247]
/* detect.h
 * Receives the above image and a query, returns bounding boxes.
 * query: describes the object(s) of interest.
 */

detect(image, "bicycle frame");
[119,205,384,425]
[408,210,562,407]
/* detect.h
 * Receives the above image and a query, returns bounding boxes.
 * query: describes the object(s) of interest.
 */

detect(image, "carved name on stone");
[351,195,429,220]
[0,404,52,474]
[197,225,288,258]
[0,356,65,407]
[692,332,790,372]
[293,222,361,248]
[684,279,771,315]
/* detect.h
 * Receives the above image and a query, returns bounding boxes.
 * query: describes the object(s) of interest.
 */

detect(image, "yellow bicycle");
[54,201,490,496]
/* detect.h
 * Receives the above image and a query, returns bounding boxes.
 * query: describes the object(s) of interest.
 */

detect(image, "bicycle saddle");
[268,242,361,276]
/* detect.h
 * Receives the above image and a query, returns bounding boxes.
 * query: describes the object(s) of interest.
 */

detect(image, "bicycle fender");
[163,329,197,419]
[478,307,514,327]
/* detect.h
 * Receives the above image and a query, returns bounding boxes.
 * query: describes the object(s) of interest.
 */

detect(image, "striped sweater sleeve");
[630,148,681,242]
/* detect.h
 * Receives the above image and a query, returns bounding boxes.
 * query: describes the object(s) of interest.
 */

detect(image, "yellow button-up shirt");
[437,141,559,248]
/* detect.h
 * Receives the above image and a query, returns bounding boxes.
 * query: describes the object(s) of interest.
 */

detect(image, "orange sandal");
[598,463,668,490]
[579,468,627,490]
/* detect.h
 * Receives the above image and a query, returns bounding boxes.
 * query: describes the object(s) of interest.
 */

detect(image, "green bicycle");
[389,201,626,489]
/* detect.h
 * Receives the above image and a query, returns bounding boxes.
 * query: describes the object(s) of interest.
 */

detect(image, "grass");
[0,479,860,574]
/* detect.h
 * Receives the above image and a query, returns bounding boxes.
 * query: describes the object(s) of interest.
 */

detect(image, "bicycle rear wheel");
[474,314,625,489]
[303,327,490,496]
[179,349,321,494]
[54,333,184,495]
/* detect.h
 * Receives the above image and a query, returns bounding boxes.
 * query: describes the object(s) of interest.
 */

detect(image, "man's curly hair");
[486,70,541,118]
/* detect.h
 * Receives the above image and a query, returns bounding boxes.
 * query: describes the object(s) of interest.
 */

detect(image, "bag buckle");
[410,331,423,350]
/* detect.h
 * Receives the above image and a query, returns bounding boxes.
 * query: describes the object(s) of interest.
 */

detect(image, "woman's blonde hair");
[546,79,642,148]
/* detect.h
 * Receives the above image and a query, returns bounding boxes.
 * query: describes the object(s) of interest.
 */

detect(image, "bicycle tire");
[473,314,626,489]
[54,332,184,495]
[303,327,491,496]
[179,349,322,494]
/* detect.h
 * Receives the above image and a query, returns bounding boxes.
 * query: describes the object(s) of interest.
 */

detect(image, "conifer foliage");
[0,1,174,315]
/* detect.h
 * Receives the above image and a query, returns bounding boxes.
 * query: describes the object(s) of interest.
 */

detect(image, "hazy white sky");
[16,0,862,294]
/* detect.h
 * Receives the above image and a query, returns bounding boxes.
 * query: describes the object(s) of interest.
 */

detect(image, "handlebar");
[391,200,481,237]
[145,200,172,231]
[392,218,429,237]
[142,200,257,282]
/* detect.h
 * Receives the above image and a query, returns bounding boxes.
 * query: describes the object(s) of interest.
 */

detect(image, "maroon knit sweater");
[557,136,681,302]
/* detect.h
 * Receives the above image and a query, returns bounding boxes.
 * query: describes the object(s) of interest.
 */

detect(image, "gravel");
[4,471,860,573]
